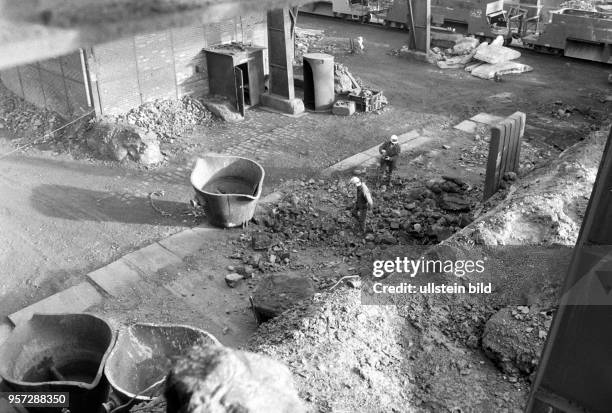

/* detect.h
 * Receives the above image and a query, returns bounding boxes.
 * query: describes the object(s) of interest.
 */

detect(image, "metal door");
[234,66,245,117]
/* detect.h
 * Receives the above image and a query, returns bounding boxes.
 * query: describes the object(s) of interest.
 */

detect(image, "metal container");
[303,53,335,112]
[104,323,218,406]
[190,155,265,228]
[0,313,116,413]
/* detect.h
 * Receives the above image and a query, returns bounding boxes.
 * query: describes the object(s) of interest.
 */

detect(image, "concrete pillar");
[261,7,304,115]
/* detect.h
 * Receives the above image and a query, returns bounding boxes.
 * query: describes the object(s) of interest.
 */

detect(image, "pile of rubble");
[294,27,324,65]
[0,82,64,139]
[482,305,554,378]
[429,35,533,80]
[255,174,478,254]
[114,96,217,142]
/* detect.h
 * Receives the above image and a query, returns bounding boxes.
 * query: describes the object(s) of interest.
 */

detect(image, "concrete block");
[470,113,505,126]
[158,228,219,259]
[332,100,355,116]
[261,93,305,115]
[122,242,183,276]
[454,120,478,133]
[8,282,103,326]
[87,259,144,297]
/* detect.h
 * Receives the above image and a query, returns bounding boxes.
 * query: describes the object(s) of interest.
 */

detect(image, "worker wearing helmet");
[350,176,373,233]
[379,134,401,187]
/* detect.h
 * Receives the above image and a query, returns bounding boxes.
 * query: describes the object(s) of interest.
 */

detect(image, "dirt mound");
[114,96,217,142]
[248,290,412,412]
[83,122,163,165]
[256,175,479,255]
[0,82,64,139]
[482,306,553,377]
[449,127,609,246]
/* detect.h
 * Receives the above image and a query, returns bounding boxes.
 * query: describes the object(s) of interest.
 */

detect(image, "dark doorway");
[237,62,250,105]
[303,60,315,110]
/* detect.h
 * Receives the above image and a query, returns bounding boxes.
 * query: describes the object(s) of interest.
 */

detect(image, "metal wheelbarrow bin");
[0,313,116,413]
[190,155,265,228]
[103,323,218,412]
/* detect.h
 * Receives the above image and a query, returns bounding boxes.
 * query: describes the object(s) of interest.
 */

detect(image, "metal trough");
[0,313,116,413]
[190,155,265,228]
[103,323,218,408]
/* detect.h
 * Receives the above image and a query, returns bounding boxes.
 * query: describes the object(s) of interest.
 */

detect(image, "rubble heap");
[114,96,217,142]
[294,27,324,65]
[256,174,478,254]
[0,82,64,138]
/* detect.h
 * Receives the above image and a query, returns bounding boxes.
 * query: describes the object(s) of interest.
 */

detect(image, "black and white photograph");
[0,0,611,412]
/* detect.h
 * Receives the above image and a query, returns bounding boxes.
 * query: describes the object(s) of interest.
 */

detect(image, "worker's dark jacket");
[355,183,373,210]
[379,141,401,161]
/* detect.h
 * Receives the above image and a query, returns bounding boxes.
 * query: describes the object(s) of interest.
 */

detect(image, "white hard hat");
[350,176,361,185]
[390,135,398,143]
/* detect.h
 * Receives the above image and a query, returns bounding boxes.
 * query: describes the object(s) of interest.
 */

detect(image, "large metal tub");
[190,155,265,228]
[0,313,116,413]
[104,323,218,407]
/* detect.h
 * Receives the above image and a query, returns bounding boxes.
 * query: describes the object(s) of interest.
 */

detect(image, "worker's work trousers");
[380,158,397,184]
[352,206,368,232]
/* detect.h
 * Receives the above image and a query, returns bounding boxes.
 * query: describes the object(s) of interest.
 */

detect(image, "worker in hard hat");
[378,134,401,187]
[350,176,373,233]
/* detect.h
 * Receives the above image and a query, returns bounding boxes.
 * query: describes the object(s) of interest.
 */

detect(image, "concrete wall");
[88,13,268,116]
[0,51,91,118]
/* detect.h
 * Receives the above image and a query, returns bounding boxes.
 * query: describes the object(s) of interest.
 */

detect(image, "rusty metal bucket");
[0,313,116,413]
[190,155,265,228]
[103,323,218,409]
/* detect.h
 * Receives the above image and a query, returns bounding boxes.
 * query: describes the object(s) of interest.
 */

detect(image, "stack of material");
[470,37,532,79]
[427,35,533,80]
[428,36,481,69]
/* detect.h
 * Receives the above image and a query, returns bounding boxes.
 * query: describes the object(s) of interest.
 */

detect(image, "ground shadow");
[30,184,196,227]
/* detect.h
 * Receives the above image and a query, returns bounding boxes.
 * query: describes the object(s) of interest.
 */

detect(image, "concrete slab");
[470,113,505,126]
[87,259,144,297]
[8,282,103,326]
[454,120,479,133]
[158,227,222,259]
[122,242,183,276]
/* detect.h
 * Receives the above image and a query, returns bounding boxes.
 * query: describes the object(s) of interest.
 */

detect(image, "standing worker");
[379,134,401,187]
[350,176,373,233]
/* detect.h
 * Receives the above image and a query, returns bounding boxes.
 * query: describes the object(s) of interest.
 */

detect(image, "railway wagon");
[521,8,612,63]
